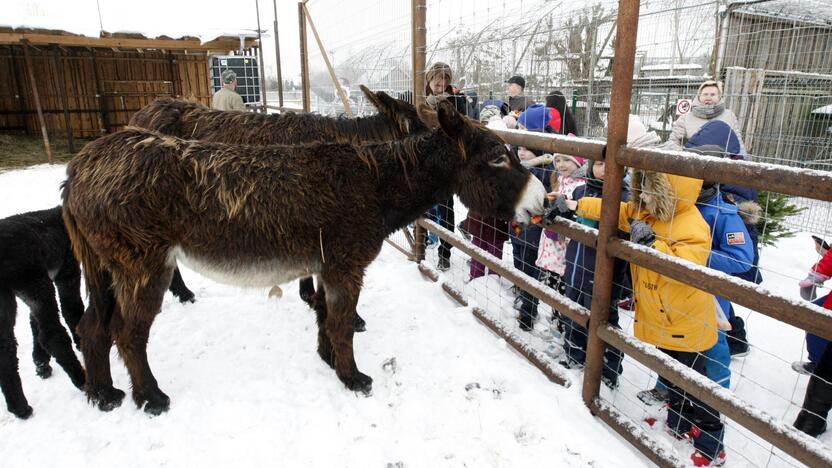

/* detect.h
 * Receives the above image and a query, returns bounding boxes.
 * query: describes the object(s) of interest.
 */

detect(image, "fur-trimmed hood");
[628,169,702,222]
[735,199,762,225]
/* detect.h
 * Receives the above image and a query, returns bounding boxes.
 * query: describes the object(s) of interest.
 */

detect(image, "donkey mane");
[129,98,413,146]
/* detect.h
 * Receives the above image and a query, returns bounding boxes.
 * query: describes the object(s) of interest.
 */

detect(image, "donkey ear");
[436,99,466,139]
[417,103,440,129]
[360,85,397,116]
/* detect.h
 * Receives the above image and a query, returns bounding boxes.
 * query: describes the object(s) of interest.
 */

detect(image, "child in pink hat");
[535,146,586,291]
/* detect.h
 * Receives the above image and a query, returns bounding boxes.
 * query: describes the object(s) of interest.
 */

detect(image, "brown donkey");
[62,99,547,415]
[129,87,430,329]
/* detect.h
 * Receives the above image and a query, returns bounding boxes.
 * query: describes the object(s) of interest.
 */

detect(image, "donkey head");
[434,100,547,226]
[360,85,430,137]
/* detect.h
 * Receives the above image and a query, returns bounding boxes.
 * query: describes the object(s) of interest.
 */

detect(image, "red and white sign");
[676,99,692,115]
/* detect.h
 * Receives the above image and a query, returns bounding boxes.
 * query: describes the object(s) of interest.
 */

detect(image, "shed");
[0,27,260,153]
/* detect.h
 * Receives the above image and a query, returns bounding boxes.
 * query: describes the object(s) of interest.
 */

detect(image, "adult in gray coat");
[669,80,742,149]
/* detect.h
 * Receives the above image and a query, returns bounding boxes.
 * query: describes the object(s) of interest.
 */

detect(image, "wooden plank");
[21,40,52,163]
[51,45,74,151]
[91,50,109,134]
[8,46,27,134]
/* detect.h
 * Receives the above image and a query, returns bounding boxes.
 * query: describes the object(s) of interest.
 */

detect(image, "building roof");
[731,0,832,26]
[0,26,260,51]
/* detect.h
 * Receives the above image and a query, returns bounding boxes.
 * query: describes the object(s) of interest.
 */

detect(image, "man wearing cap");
[212,69,246,111]
[505,75,531,114]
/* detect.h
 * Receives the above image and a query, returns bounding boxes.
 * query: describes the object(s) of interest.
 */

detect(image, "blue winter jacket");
[697,191,754,276]
[687,120,762,284]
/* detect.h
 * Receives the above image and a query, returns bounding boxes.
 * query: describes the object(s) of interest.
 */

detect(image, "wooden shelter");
[0,28,259,154]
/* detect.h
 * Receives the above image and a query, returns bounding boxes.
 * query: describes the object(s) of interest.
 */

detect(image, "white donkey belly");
[172,247,315,288]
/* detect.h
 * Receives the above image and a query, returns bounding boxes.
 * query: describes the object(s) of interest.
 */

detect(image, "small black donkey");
[0,206,194,418]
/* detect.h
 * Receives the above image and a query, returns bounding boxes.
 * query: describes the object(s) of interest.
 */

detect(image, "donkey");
[129,87,429,330]
[62,99,547,415]
[0,206,85,418]
[0,206,195,419]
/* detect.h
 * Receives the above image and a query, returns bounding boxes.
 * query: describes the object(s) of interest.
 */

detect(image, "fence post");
[411,0,427,261]
[298,1,311,112]
[273,0,284,108]
[581,0,640,407]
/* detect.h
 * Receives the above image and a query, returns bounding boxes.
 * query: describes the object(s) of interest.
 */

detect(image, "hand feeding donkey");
[62,98,547,415]
[128,87,430,332]
[0,206,196,419]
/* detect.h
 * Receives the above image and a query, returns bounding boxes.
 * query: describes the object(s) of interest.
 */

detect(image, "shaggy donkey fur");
[62,99,546,415]
[129,87,429,330]
[0,207,86,418]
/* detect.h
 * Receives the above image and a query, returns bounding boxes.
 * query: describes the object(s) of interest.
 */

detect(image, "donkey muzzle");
[512,174,547,227]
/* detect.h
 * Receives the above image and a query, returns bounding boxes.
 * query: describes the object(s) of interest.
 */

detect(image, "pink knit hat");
[555,134,584,168]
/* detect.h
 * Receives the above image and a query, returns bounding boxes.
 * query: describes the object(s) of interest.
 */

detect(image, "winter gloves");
[545,194,575,222]
[629,219,656,247]
[799,270,829,301]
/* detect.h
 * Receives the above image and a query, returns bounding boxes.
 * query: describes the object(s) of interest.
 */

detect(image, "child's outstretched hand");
[798,271,828,301]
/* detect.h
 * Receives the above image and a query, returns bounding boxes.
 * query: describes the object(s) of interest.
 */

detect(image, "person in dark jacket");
[513,104,558,331]
[558,159,629,389]
[424,62,468,271]
[545,90,579,136]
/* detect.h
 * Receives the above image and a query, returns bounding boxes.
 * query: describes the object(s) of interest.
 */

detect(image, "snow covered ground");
[0,164,650,467]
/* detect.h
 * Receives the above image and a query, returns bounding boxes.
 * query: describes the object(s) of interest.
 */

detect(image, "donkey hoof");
[143,394,170,416]
[35,363,53,379]
[354,314,367,333]
[10,404,34,419]
[176,290,196,304]
[91,386,126,412]
[344,372,373,396]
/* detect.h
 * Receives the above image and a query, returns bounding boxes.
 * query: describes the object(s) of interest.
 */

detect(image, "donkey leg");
[54,262,85,348]
[299,276,316,306]
[309,279,366,334]
[311,283,334,368]
[113,268,171,415]
[18,276,85,391]
[78,295,124,411]
[29,314,52,378]
[0,288,32,419]
[168,266,195,304]
[322,271,372,396]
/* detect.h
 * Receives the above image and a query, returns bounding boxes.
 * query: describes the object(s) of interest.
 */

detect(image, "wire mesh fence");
[297,0,832,465]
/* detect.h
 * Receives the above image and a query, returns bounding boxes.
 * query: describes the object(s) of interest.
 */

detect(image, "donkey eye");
[489,154,510,168]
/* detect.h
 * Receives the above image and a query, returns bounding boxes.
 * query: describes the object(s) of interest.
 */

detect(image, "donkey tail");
[61,178,116,326]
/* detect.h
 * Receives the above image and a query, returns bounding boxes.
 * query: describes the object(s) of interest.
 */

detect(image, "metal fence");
[294,0,832,466]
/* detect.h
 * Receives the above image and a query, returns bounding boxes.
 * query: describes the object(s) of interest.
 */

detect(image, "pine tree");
[757,191,807,247]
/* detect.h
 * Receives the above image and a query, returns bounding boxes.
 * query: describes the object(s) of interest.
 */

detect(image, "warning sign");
[677,98,692,115]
